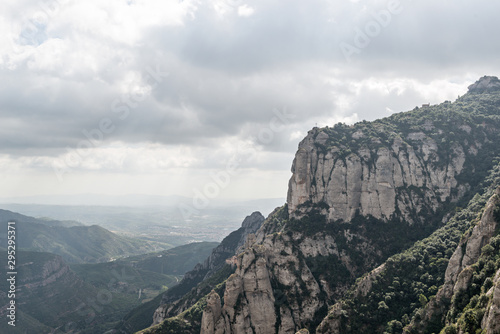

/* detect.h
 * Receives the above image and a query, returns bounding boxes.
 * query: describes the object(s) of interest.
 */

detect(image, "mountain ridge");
[0,209,171,263]
[137,75,500,334]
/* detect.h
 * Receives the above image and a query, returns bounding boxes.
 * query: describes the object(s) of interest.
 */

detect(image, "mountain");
[0,209,172,263]
[136,76,500,334]
[0,251,128,333]
[0,208,83,227]
[0,251,184,334]
[0,200,283,246]
[316,168,500,333]
[0,241,219,333]
[118,241,220,276]
[118,212,265,333]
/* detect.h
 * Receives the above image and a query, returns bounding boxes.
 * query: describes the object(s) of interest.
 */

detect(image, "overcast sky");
[0,0,499,203]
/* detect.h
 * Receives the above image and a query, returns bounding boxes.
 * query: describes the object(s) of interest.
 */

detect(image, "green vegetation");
[119,241,218,275]
[70,261,179,301]
[0,251,147,333]
[138,267,231,334]
[0,240,215,333]
[322,162,500,334]
[116,291,167,334]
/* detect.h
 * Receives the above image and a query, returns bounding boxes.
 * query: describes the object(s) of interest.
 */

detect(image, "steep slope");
[0,250,183,334]
[141,76,500,334]
[405,187,500,333]
[200,76,500,334]
[0,209,170,263]
[117,212,265,333]
[0,251,117,333]
[315,165,500,334]
[119,241,219,275]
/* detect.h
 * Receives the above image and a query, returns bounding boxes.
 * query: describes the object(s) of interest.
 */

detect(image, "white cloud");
[238,5,255,17]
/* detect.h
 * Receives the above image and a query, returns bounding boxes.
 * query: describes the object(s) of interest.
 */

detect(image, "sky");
[1,0,499,204]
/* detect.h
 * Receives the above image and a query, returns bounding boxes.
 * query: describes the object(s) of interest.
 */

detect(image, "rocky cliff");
[287,109,490,224]
[142,76,500,334]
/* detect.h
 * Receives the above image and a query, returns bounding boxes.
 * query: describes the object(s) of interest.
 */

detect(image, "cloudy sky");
[0,0,499,203]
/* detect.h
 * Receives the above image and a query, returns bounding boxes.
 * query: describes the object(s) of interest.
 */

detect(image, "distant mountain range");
[0,209,172,263]
[0,197,285,246]
[0,240,217,333]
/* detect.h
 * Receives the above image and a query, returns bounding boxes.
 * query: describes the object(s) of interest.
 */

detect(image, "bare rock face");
[209,249,277,334]
[200,290,222,334]
[287,126,470,224]
[467,75,500,94]
[295,329,310,334]
[201,229,335,334]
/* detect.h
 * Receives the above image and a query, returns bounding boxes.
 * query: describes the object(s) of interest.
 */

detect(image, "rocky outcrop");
[200,290,222,334]
[468,75,500,94]
[287,126,471,223]
[200,203,383,334]
[202,230,327,334]
[153,212,265,325]
[144,76,500,334]
[406,187,500,333]
[201,83,500,334]
[450,189,499,281]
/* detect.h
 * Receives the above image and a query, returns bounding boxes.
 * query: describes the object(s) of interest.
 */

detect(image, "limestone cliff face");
[200,290,222,334]
[287,125,472,223]
[202,228,326,334]
[200,204,387,334]
[287,76,500,225]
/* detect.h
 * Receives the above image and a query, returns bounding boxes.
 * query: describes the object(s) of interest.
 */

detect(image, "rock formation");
[467,75,500,94]
[198,77,500,334]
[141,76,500,334]
[153,212,265,326]
[287,126,470,223]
